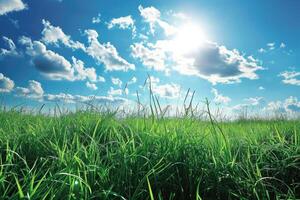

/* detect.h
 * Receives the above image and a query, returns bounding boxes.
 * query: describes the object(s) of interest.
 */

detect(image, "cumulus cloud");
[41,19,85,50]
[111,77,122,87]
[131,42,167,72]
[211,88,231,104]
[19,36,99,82]
[107,15,136,36]
[86,81,97,90]
[84,29,135,71]
[0,0,27,15]
[258,86,265,90]
[173,42,263,84]
[279,71,300,86]
[15,80,44,100]
[19,36,74,80]
[138,5,176,36]
[264,96,300,114]
[145,76,180,99]
[131,36,262,84]
[0,73,14,93]
[284,96,300,112]
[0,36,19,58]
[152,83,180,99]
[71,57,98,82]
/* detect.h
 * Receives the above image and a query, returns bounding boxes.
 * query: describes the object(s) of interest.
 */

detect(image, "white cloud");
[86,81,97,90]
[107,15,136,36]
[44,93,127,105]
[173,41,263,84]
[92,13,101,24]
[11,79,127,105]
[44,93,76,103]
[258,48,266,53]
[138,5,176,36]
[258,86,265,90]
[131,42,167,72]
[98,76,105,82]
[19,36,99,82]
[41,19,85,50]
[264,101,282,112]
[127,76,137,85]
[279,71,300,86]
[108,87,123,96]
[19,36,74,80]
[124,87,129,95]
[0,73,14,93]
[71,57,98,82]
[132,37,262,84]
[15,80,44,100]
[258,42,281,53]
[145,76,180,99]
[0,0,27,15]
[284,96,300,112]
[146,76,160,85]
[0,36,19,58]
[232,97,264,114]
[111,77,122,87]
[13,83,127,105]
[267,42,275,50]
[211,88,231,104]
[152,83,180,99]
[171,12,189,20]
[9,18,20,28]
[244,97,263,106]
[138,33,149,40]
[280,42,286,48]
[84,29,135,71]
[264,96,300,114]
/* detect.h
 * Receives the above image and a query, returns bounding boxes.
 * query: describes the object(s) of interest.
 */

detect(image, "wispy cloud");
[279,71,300,86]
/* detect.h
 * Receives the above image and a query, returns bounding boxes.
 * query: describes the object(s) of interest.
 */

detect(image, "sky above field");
[0,0,300,116]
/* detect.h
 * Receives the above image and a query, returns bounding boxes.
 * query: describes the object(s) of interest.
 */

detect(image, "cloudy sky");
[0,0,300,116]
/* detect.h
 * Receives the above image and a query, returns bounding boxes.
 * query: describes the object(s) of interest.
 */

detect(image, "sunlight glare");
[173,22,207,55]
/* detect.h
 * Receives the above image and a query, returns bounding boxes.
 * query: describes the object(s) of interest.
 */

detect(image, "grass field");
[0,107,299,200]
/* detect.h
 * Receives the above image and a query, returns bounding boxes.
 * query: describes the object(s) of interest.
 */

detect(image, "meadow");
[0,104,299,200]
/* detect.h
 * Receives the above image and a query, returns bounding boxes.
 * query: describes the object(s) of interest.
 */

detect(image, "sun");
[173,22,207,55]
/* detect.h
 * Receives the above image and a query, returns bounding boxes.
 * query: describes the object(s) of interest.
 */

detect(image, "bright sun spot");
[173,22,207,55]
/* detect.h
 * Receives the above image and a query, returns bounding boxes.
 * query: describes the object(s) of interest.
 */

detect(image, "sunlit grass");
[0,107,299,199]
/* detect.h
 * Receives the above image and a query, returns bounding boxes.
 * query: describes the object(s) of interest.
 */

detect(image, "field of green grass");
[0,109,299,199]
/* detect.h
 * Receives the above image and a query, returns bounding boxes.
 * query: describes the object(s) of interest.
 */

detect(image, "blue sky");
[0,0,299,117]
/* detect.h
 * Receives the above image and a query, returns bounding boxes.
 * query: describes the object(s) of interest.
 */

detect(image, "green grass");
[0,109,299,199]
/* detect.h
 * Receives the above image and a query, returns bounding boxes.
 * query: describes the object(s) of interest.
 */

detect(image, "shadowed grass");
[0,109,299,199]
